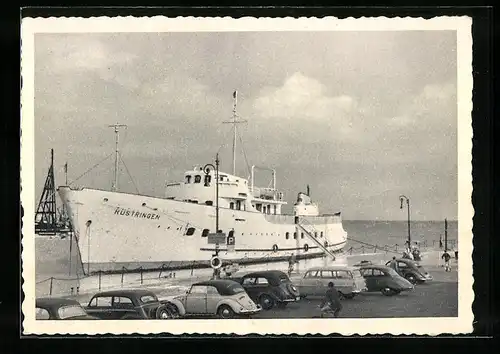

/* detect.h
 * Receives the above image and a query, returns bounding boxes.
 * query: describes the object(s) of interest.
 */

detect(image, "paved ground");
[254,280,457,319]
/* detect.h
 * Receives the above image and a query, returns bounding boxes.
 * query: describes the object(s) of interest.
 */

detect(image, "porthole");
[103,198,108,202]
[142,203,146,207]
[185,227,195,236]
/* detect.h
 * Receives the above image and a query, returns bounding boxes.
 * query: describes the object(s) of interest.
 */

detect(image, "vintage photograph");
[21,16,473,335]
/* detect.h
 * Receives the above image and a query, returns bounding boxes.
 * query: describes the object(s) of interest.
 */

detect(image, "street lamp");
[399,195,411,248]
[203,153,220,254]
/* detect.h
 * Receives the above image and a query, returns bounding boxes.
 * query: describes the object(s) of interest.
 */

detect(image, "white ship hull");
[58,186,347,274]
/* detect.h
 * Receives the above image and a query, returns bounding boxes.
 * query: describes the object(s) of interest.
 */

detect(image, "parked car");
[84,289,178,319]
[36,297,98,320]
[228,270,301,310]
[385,258,433,284]
[357,265,414,296]
[169,279,261,319]
[296,266,367,299]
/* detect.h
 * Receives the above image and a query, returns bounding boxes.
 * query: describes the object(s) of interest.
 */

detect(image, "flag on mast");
[64,163,68,173]
[233,90,238,106]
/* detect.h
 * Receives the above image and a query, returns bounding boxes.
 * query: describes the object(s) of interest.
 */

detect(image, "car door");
[205,285,222,315]
[253,277,271,296]
[319,270,334,295]
[371,269,386,290]
[86,296,114,319]
[111,296,136,319]
[185,285,208,314]
[361,268,376,291]
[241,277,258,300]
[299,270,319,296]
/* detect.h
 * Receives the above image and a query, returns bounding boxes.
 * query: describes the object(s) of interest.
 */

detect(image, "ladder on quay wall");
[296,218,336,261]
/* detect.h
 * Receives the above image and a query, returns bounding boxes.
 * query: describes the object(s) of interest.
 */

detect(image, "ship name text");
[114,207,160,220]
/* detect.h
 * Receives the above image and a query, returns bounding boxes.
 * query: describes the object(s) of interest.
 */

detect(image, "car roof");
[91,289,157,298]
[242,270,288,278]
[194,279,240,288]
[359,264,392,271]
[36,297,82,309]
[306,266,356,271]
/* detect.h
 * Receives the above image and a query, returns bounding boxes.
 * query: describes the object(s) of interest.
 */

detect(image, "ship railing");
[248,187,284,201]
[296,218,337,260]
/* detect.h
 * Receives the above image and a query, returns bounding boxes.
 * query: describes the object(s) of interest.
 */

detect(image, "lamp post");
[203,154,220,255]
[399,195,411,247]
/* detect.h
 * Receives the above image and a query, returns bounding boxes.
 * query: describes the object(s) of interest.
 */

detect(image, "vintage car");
[168,279,261,319]
[385,258,433,284]
[356,265,414,296]
[228,270,301,310]
[36,298,98,320]
[296,266,368,299]
[84,289,178,319]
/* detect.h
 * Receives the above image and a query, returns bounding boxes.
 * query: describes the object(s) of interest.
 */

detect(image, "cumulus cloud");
[253,72,356,121]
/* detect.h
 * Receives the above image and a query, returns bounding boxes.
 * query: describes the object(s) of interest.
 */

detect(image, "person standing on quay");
[441,250,451,272]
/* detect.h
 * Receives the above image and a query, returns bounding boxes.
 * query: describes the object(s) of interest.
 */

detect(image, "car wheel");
[217,305,235,319]
[259,294,275,310]
[156,305,174,319]
[405,274,417,284]
[381,288,396,296]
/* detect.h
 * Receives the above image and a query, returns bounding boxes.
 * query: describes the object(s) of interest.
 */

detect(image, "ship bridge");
[164,164,287,215]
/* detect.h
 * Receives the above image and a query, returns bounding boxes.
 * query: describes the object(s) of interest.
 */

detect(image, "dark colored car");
[229,270,301,310]
[36,297,98,320]
[358,265,414,296]
[84,289,178,320]
[385,258,433,284]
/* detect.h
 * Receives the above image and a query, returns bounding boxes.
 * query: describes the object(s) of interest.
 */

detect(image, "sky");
[34,31,458,221]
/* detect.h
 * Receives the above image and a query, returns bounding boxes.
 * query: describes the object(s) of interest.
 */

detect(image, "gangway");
[296,217,336,261]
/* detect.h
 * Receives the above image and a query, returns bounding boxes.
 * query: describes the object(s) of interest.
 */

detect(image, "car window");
[207,286,219,295]
[372,269,384,276]
[89,296,112,307]
[36,307,50,320]
[190,285,208,294]
[58,305,88,319]
[398,262,407,268]
[359,268,371,276]
[336,271,351,279]
[305,271,318,278]
[242,277,257,285]
[228,284,246,295]
[256,277,269,285]
[113,296,134,307]
[140,295,158,304]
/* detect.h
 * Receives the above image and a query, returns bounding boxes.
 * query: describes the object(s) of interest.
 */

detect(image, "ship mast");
[108,123,127,192]
[223,90,247,175]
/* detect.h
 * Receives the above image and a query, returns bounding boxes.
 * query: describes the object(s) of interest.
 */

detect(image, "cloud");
[253,72,356,121]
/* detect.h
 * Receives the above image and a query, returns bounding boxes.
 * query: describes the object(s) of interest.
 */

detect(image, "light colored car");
[169,279,261,319]
[296,266,368,299]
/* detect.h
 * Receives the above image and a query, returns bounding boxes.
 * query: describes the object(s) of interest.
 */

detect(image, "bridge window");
[204,175,211,186]
[185,175,192,183]
[194,175,201,183]
[301,232,304,239]
[293,232,297,239]
[201,229,209,237]
[236,200,241,210]
[256,204,262,212]
[273,205,277,215]
[285,232,289,240]
[314,232,318,238]
[185,227,195,236]
[320,232,324,238]
[230,202,234,210]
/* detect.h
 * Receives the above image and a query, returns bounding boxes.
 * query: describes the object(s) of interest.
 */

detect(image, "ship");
[56,91,348,275]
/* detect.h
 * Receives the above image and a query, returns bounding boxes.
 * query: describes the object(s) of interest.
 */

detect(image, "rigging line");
[118,152,140,194]
[38,153,115,205]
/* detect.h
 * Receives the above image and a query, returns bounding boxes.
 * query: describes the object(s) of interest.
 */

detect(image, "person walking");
[319,282,343,318]
[441,250,451,272]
